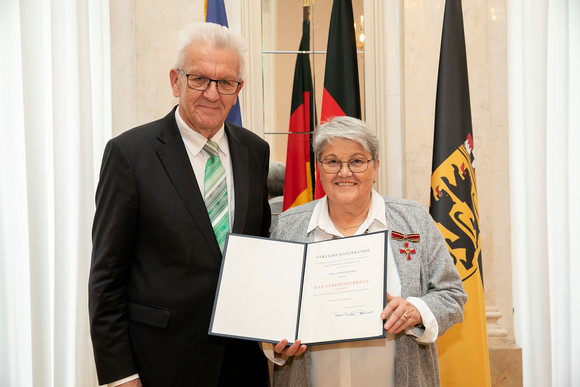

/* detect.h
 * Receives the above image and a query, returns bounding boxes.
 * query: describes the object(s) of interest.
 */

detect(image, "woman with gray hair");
[265,116,466,386]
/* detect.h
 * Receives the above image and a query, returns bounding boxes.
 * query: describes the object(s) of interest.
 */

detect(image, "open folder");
[209,231,388,345]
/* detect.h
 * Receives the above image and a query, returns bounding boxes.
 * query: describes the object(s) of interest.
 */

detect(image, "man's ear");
[234,80,244,98]
[170,69,181,98]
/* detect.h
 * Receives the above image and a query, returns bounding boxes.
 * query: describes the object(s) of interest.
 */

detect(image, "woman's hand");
[273,339,307,358]
[381,292,422,334]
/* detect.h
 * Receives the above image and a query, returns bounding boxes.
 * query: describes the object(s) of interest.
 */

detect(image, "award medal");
[391,231,420,260]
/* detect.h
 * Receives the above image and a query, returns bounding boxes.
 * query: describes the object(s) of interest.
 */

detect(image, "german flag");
[429,1,491,385]
[314,0,361,199]
[283,15,316,211]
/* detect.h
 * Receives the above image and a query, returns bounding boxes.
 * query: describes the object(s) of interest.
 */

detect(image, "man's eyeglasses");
[178,69,241,95]
[319,158,374,174]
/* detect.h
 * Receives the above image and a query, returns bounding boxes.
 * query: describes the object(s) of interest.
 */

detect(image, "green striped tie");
[203,140,229,252]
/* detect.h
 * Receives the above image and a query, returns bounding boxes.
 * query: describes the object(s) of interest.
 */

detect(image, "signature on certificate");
[332,310,374,318]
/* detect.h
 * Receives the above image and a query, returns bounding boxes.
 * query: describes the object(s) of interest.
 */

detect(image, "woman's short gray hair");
[173,22,248,80]
[313,116,380,160]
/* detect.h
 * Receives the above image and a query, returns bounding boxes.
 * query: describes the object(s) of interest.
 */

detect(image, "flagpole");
[304,0,318,206]
[303,0,317,132]
[303,0,310,20]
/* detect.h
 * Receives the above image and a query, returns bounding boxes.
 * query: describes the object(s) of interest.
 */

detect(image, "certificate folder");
[209,231,388,345]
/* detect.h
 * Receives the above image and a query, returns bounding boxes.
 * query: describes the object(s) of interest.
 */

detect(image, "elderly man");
[89,22,270,386]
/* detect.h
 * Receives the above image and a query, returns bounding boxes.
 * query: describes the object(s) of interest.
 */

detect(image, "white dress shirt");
[175,109,235,228]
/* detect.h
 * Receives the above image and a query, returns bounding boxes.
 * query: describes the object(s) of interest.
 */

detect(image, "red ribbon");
[391,231,420,242]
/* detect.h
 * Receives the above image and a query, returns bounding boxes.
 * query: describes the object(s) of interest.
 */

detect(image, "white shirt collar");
[307,189,387,238]
[268,196,284,206]
[174,107,228,157]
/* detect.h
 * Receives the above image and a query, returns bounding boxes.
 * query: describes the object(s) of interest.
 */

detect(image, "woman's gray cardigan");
[270,196,467,387]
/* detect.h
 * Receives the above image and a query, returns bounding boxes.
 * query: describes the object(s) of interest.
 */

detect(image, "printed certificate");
[209,231,387,345]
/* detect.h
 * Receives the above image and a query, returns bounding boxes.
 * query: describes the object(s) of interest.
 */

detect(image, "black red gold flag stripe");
[314,0,362,199]
[283,16,316,211]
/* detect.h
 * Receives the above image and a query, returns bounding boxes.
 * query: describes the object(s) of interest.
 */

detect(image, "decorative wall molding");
[486,304,510,347]
[240,0,265,138]
[364,0,405,197]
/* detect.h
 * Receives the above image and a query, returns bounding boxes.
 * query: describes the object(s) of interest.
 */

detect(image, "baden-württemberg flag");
[429,0,491,385]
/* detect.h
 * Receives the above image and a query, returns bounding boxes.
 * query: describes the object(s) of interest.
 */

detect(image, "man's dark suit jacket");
[89,107,271,386]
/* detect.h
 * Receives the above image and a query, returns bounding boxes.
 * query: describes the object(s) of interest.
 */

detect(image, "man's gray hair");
[267,161,286,198]
[173,22,248,80]
[312,116,380,160]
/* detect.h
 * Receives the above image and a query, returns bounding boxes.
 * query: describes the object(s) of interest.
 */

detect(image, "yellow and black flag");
[429,0,491,385]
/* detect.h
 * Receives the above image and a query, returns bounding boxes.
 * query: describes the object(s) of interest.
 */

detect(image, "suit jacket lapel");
[155,110,222,258]
[225,123,249,234]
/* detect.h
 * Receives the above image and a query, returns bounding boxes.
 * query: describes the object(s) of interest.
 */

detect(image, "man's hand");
[115,378,142,387]
[273,339,307,358]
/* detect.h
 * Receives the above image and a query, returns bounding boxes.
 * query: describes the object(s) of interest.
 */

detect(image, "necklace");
[331,217,364,230]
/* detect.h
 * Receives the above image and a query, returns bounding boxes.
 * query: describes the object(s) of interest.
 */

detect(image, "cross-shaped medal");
[400,242,416,260]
